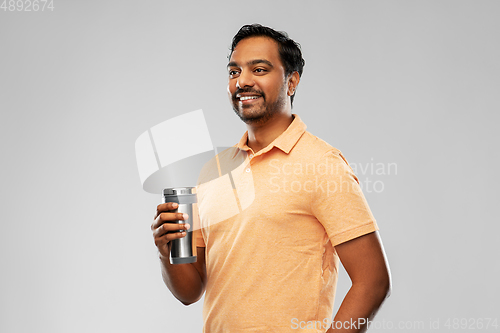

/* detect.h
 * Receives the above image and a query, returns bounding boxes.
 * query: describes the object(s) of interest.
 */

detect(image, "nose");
[236,70,254,89]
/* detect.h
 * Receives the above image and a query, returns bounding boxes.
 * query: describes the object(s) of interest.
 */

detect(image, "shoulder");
[291,131,356,174]
[295,130,343,160]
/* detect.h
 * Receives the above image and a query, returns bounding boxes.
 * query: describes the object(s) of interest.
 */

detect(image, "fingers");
[152,211,189,229]
[151,202,191,255]
[154,202,179,220]
[153,220,190,242]
[152,218,190,255]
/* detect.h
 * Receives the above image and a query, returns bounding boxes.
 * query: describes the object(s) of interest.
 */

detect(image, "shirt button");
[246,168,251,173]
[249,154,254,159]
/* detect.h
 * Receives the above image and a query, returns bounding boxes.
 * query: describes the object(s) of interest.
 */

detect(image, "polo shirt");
[193,113,378,332]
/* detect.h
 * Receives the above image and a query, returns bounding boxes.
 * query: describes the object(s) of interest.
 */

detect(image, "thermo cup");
[162,187,197,264]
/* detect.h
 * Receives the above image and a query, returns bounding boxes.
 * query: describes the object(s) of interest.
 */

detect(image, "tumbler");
[162,187,197,264]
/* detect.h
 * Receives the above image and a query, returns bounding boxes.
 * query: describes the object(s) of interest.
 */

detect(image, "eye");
[254,68,267,73]
[229,70,240,78]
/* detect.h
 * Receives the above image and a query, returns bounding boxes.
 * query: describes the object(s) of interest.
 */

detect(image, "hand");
[152,202,190,258]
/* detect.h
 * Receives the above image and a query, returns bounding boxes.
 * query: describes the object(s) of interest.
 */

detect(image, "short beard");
[231,84,288,126]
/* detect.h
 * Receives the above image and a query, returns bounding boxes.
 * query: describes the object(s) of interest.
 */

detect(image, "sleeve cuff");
[330,221,379,247]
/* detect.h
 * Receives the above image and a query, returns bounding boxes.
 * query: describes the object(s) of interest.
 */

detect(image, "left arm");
[328,231,391,333]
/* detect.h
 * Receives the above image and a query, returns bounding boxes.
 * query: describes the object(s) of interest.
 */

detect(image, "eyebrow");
[227,59,274,69]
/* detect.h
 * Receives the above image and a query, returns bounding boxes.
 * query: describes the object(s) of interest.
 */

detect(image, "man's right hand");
[152,202,190,258]
[152,202,207,305]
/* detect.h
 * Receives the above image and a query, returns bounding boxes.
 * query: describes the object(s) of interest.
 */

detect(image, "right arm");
[152,202,207,305]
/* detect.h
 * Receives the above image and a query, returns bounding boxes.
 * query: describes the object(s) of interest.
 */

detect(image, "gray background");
[1,1,499,332]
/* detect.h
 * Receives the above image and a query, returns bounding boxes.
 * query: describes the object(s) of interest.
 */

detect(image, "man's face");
[227,36,289,125]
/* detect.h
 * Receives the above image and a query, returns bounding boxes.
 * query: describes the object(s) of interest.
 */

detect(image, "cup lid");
[163,187,196,196]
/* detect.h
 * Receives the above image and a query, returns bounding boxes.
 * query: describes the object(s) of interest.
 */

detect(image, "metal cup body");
[162,187,197,264]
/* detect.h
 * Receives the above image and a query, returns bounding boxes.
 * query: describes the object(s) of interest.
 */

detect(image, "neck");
[246,112,294,153]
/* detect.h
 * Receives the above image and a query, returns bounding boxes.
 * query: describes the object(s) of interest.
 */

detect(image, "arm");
[328,231,391,332]
[152,202,207,305]
[159,246,207,305]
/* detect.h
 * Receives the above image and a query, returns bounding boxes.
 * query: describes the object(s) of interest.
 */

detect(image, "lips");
[236,93,262,104]
[239,96,260,101]
[239,96,261,106]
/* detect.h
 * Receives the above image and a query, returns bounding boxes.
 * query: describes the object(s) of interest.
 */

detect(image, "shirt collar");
[235,113,307,155]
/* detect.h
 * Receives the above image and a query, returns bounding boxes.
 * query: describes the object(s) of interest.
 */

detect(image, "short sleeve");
[310,149,378,246]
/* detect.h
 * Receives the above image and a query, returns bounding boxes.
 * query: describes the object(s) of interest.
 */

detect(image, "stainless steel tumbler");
[162,187,197,264]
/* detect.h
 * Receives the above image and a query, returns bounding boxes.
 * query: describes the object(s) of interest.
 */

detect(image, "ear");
[287,71,300,96]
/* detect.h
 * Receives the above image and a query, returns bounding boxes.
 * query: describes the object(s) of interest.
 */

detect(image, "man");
[152,24,391,332]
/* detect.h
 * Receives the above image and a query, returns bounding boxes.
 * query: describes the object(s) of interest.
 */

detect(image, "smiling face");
[227,36,291,125]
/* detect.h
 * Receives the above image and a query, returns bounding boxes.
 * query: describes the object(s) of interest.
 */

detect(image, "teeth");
[239,96,259,101]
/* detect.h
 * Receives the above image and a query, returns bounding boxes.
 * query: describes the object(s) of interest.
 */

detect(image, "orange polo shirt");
[194,114,378,332]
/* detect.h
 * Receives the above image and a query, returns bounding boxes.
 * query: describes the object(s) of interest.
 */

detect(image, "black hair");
[230,24,305,106]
